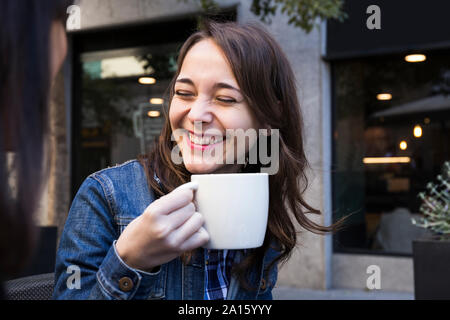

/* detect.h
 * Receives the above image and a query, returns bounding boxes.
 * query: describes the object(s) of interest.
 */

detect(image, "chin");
[184,162,223,174]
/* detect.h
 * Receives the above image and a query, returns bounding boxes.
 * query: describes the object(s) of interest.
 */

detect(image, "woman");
[0,0,70,297]
[53,20,343,300]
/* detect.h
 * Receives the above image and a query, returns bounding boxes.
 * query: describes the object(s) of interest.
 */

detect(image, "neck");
[212,163,245,174]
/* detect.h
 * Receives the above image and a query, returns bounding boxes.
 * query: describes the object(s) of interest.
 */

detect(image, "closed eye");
[216,97,237,104]
[175,90,194,97]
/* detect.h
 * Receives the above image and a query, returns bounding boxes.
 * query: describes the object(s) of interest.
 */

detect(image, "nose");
[187,98,213,126]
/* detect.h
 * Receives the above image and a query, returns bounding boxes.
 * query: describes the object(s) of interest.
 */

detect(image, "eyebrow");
[175,77,241,94]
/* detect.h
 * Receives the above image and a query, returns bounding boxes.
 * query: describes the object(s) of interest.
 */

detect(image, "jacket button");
[118,277,134,292]
[260,278,267,290]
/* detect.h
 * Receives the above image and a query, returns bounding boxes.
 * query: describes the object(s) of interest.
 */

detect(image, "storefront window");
[78,44,178,182]
[332,51,450,255]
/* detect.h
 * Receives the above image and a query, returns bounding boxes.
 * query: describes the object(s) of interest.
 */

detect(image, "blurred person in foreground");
[0,0,71,298]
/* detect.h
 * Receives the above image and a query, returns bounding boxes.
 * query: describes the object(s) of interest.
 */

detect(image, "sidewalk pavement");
[273,286,414,300]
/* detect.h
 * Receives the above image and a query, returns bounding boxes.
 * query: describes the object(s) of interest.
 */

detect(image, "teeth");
[189,133,224,145]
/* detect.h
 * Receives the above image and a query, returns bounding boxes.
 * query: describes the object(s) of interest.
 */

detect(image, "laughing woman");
[53,20,343,300]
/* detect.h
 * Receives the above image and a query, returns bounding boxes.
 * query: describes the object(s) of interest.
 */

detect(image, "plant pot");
[412,237,450,300]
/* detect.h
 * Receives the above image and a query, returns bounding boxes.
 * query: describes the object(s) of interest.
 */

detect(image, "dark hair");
[0,0,72,280]
[138,20,347,290]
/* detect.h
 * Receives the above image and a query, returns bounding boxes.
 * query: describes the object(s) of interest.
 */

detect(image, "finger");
[171,211,205,245]
[173,181,198,192]
[152,187,194,216]
[166,202,196,230]
[179,227,210,252]
[176,181,199,209]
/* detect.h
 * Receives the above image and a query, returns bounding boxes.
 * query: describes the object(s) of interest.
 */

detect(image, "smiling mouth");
[185,131,227,150]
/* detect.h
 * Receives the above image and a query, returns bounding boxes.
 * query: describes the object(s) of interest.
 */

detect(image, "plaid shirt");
[204,249,237,300]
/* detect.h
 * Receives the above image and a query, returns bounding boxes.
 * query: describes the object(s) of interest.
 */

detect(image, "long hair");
[0,0,71,280]
[138,20,346,290]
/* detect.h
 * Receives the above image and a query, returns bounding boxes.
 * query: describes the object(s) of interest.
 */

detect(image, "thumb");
[173,181,199,192]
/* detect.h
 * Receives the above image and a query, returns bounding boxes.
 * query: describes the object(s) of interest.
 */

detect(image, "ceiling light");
[363,157,411,164]
[399,141,408,150]
[377,93,392,101]
[405,54,426,63]
[147,110,160,118]
[150,98,164,105]
[414,125,422,138]
[138,77,156,85]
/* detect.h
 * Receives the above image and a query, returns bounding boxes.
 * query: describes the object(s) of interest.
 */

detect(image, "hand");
[115,181,209,272]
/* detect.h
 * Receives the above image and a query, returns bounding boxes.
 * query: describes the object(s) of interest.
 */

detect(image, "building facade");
[37,0,450,294]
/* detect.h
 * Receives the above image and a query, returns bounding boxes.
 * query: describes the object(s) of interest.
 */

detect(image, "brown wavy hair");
[138,20,345,290]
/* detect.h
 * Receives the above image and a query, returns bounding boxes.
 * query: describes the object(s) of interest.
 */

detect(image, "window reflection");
[333,52,450,255]
[78,44,179,183]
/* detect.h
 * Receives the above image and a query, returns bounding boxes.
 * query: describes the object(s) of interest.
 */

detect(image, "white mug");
[189,172,269,249]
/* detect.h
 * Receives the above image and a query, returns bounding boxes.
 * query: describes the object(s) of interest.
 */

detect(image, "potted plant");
[412,161,450,300]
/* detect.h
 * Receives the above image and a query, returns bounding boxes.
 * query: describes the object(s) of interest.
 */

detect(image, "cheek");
[223,109,259,152]
[168,102,182,130]
[224,107,258,131]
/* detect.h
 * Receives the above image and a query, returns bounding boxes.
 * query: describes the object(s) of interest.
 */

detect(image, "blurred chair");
[4,226,57,300]
[373,207,430,254]
[5,273,54,300]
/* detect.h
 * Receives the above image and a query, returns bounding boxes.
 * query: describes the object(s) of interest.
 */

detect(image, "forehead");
[178,39,238,84]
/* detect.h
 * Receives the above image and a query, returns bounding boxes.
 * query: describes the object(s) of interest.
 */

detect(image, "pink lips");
[185,131,225,151]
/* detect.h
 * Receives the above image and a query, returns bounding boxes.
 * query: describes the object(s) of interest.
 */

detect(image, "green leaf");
[180,0,347,33]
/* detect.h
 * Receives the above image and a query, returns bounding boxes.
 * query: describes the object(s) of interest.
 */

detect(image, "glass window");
[76,44,179,185]
[332,51,450,255]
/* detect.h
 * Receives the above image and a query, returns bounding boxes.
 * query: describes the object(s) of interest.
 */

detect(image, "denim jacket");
[52,160,279,300]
